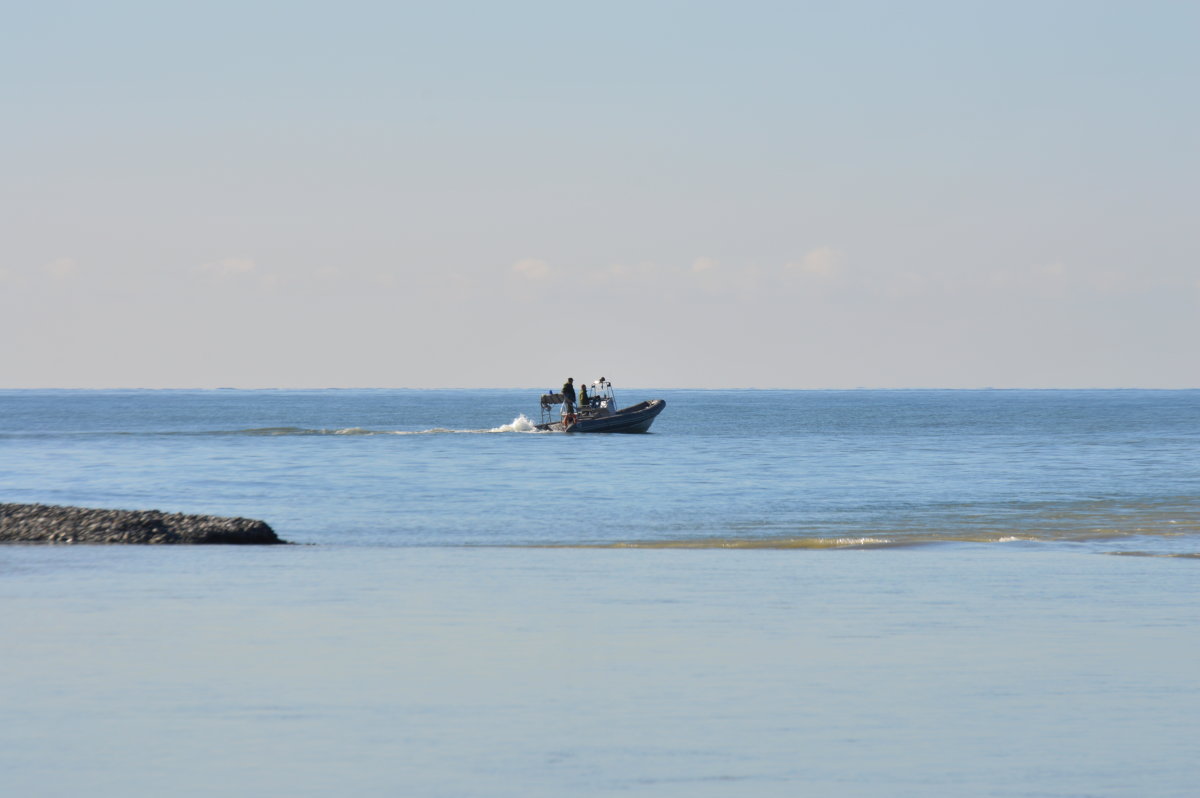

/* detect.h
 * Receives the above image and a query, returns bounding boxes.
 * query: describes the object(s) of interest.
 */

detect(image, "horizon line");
[2,386,1197,392]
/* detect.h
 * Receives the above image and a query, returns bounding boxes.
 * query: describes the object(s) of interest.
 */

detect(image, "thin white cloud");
[257,272,282,292]
[196,256,257,277]
[785,247,844,280]
[981,260,1073,299]
[508,255,839,301]
[1036,261,1067,280]
[688,257,766,297]
[193,256,286,293]
[42,257,79,281]
[885,270,929,298]
[511,258,552,280]
[587,261,666,286]
[1087,269,1128,294]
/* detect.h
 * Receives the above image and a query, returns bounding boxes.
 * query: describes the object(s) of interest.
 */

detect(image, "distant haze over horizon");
[6,385,1197,393]
[4,2,1197,390]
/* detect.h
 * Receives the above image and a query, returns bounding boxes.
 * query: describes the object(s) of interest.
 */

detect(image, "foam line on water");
[532,526,1200,550]
[2,416,551,438]
[230,414,548,436]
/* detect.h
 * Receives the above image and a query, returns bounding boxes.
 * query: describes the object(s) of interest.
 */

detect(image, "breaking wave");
[488,414,541,433]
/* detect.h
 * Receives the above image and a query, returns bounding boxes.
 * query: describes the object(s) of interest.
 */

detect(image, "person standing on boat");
[562,377,576,412]
[578,382,589,409]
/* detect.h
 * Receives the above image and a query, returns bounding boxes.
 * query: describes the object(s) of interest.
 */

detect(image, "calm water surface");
[2,390,1198,796]
[4,388,1199,550]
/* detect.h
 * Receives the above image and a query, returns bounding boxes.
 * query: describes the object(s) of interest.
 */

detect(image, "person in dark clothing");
[562,377,576,412]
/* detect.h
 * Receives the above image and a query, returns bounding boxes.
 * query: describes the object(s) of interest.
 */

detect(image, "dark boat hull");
[537,399,665,433]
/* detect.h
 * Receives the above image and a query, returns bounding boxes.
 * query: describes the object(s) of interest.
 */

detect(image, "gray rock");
[0,503,287,545]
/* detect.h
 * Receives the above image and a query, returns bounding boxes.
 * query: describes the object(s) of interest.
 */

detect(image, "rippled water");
[2,389,1199,797]
[3,389,1198,552]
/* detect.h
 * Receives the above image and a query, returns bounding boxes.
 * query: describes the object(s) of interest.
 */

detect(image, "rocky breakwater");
[0,503,287,545]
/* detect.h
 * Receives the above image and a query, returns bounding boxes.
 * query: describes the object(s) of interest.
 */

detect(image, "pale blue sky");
[3,1,1197,387]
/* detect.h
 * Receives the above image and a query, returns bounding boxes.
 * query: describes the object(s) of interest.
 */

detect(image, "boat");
[535,378,665,433]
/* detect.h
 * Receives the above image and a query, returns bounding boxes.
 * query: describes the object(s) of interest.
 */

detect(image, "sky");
[2,1,1197,388]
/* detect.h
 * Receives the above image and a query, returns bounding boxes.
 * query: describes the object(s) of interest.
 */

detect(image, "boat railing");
[589,379,616,408]
[539,392,563,425]
[538,380,618,426]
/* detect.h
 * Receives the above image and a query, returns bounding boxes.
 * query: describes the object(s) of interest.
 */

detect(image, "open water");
[2,389,1198,796]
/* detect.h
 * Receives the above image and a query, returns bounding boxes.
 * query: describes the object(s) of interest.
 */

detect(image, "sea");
[2,388,1198,797]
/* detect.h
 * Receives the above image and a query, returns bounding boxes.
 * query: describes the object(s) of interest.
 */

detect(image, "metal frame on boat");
[536,379,665,433]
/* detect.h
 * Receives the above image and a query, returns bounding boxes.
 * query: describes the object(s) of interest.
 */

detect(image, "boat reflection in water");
[535,378,665,433]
